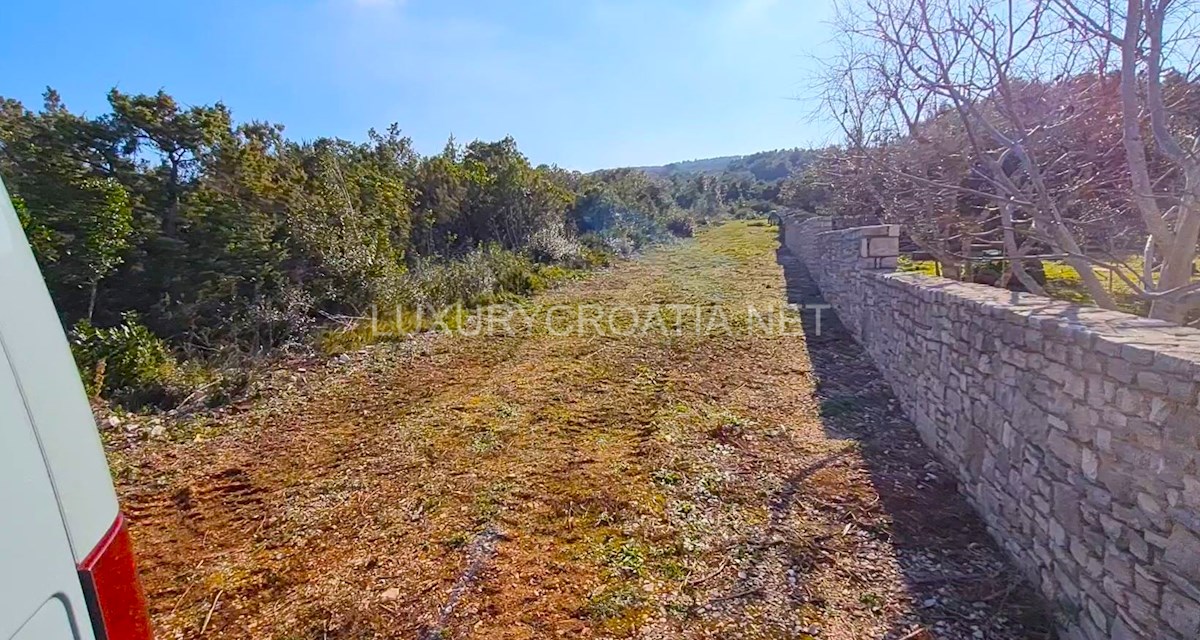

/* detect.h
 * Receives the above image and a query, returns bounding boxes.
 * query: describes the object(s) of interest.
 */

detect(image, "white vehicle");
[0,177,153,640]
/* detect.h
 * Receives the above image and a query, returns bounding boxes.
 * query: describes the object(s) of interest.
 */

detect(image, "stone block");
[1164,525,1200,584]
[1162,588,1200,636]
[1136,371,1169,394]
[1107,357,1135,384]
[1049,431,1082,466]
[1134,565,1163,605]
[1121,343,1158,366]
[1103,548,1135,587]
[1086,596,1111,632]
[1146,530,1171,550]
[861,236,899,258]
[1082,447,1100,482]
[1137,492,1165,517]
[1183,476,1200,508]
[1167,380,1197,405]
[1102,575,1127,606]
[1128,532,1150,562]
[1110,615,1142,640]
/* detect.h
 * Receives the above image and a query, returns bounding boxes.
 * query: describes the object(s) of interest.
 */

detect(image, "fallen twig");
[173,380,221,413]
[707,586,762,604]
[685,558,730,587]
[419,526,502,639]
[199,590,223,635]
[169,559,206,614]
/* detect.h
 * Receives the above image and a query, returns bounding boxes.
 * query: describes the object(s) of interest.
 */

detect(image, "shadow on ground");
[776,246,1058,640]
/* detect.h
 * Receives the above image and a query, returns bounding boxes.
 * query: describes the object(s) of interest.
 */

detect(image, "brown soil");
[108,221,1055,639]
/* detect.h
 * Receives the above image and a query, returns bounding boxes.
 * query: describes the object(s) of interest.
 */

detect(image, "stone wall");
[783,215,1200,639]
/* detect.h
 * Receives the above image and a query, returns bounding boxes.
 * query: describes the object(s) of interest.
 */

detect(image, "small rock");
[923,597,939,608]
[379,587,401,602]
[149,425,167,439]
[106,415,122,428]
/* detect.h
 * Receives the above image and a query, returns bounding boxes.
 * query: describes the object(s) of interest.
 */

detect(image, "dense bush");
[0,88,798,407]
[525,225,583,264]
[388,246,539,311]
[70,313,182,407]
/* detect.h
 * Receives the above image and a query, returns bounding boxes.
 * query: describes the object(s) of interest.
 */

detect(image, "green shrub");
[385,245,541,311]
[410,246,589,309]
[730,205,761,220]
[580,247,612,269]
[70,312,181,407]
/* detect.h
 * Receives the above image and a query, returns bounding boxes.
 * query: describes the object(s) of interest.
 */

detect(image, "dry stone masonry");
[782,214,1200,639]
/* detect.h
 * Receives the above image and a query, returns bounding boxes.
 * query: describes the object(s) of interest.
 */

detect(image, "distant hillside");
[631,148,815,183]
[604,148,820,220]
[633,155,743,177]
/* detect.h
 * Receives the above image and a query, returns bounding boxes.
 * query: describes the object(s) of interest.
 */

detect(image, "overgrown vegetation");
[0,89,781,407]
[634,148,816,219]
[902,255,1200,317]
[803,0,1200,323]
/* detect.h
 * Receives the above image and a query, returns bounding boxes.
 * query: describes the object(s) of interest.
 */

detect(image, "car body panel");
[0,178,118,562]
[10,598,81,640]
[0,340,94,640]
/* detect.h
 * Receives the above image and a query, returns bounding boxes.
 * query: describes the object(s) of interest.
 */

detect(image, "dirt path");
[112,221,1054,639]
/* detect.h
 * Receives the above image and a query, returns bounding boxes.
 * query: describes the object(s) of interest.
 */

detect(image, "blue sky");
[1,0,838,170]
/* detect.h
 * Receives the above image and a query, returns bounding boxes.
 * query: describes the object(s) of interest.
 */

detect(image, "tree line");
[641,148,816,218]
[0,89,793,403]
[808,0,1200,324]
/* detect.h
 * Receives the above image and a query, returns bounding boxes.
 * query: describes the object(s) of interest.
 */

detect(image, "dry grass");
[110,221,1051,639]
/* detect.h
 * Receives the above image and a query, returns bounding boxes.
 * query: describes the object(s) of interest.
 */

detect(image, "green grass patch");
[600,538,648,577]
[900,257,1177,316]
[897,255,940,277]
[585,584,647,624]
[651,468,684,486]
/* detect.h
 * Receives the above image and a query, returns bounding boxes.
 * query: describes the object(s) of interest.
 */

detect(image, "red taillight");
[77,514,153,640]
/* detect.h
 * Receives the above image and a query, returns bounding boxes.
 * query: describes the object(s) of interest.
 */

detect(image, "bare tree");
[821,0,1200,322]
[1056,0,1200,320]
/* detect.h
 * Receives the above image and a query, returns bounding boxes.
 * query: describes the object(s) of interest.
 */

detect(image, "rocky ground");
[106,220,1055,639]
